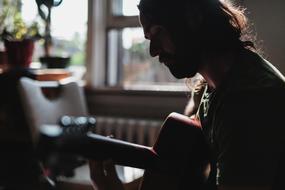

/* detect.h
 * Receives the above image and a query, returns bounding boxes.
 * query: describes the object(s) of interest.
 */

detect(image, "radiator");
[94,116,163,146]
[92,116,163,182]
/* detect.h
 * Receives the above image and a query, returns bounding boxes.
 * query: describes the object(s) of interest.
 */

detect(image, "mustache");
[159,53,175,61]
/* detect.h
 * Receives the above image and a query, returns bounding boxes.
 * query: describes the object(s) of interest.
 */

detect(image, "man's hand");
[89,160,125,190]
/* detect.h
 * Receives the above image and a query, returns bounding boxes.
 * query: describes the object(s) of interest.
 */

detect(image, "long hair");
[138,0,255,52]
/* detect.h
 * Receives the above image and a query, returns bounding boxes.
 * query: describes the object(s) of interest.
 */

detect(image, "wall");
[244,0,285,73]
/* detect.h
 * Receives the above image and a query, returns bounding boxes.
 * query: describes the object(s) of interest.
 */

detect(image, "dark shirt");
[198,49,285,187]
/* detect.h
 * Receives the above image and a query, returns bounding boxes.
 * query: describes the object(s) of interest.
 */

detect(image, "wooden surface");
[31,69,72,81]
[0,65,72,81]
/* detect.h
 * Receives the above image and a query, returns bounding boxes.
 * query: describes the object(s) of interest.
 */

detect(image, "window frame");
[86,0,141,88]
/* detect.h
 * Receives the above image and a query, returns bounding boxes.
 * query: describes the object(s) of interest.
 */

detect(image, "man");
[90,0,285,189]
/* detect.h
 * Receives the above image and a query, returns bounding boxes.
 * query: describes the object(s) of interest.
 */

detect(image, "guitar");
[38,112,211,190]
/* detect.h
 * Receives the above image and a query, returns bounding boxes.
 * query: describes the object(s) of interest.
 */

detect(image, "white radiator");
[94,116,163,146]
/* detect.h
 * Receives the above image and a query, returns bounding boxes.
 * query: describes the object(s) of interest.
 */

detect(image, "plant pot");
[4,39,35,68]
[39,56,70,69]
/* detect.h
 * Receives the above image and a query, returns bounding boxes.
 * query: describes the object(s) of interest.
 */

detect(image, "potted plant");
[36,0,70,68]
[0,0,42,68]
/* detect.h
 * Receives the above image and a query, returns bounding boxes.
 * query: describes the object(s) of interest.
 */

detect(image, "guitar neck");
[70,133,159,169]
[39,127,160,170]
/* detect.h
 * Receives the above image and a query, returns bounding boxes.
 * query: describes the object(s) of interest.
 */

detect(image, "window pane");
[112,0,140,16]
[22,0,88,66]
[107,28,185,87]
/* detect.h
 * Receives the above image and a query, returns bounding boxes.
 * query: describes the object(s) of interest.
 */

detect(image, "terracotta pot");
[4,39,35,68]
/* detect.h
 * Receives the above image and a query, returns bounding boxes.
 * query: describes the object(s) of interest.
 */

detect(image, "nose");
[149,40,161,57]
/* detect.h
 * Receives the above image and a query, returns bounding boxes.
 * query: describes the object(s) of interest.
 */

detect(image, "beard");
[165,35,202,79]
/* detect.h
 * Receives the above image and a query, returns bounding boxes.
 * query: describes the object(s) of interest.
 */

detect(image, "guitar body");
[140,113,211,190]
[38,112,211,189]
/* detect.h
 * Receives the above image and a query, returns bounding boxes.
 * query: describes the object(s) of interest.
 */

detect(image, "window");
[105,0,186,89]
[21,0,88,67]
[20,0,189,90]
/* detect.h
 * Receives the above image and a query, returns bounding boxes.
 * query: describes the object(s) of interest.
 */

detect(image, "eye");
[145,25,164,40]
[151,26,163,37]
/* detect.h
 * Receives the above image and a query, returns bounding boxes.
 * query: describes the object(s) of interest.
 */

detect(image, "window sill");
[85,85,191,120]
[85,83,190,95]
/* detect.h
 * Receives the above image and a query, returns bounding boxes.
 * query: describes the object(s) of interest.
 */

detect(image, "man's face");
[140,14,200,79]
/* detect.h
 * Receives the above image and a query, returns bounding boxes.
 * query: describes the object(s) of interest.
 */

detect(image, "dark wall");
[244,0,285,73]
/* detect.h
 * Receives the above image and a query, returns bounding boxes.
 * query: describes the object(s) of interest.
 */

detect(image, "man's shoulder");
[231,51,285,93]
[246,59,285,90]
